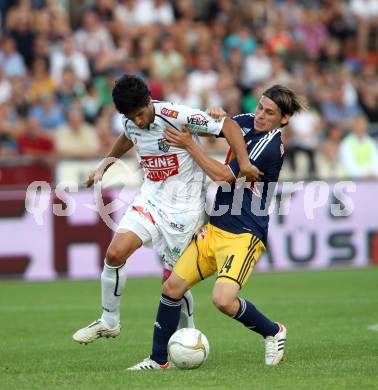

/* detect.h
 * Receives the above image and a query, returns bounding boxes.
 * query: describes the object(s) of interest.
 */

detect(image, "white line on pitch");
[368,324,378,332]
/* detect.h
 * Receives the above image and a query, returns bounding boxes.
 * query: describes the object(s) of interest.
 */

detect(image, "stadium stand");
[0,0,377,186]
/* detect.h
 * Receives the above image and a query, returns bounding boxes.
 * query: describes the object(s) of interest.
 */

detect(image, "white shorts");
[118,195,205,270]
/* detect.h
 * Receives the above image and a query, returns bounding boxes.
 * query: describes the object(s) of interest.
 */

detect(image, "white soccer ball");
[168,328,210,369]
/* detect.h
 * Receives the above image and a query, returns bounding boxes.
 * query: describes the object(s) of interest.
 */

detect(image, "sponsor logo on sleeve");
[187,113,209,132]
[161,107,179,119]
[140,154,179,182]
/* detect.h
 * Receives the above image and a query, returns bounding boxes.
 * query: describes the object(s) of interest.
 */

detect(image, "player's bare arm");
[164,127,260,183]
[85,134,134,188]
[220,117,261,181]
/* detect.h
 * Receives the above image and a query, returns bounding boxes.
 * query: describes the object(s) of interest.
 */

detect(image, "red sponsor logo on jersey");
[140,154,179,182]
[161,107,179,119]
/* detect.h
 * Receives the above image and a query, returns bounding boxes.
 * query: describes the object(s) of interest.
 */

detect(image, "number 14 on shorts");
[220,255,235,273]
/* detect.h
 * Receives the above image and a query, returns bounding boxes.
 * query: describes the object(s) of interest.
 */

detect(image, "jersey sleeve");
[216,113,254,138]
[228,158,241,177]
[157,102,225,136]
[122,117,131,139]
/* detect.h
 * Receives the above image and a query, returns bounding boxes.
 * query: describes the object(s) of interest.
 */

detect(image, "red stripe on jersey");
[224,148,235,164]
[132,206,156,224]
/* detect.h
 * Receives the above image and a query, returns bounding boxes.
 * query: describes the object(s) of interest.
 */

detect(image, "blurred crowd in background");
[0,0,377,183]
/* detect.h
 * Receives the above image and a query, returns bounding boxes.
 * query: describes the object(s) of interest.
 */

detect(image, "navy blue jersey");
[210,113,284,245]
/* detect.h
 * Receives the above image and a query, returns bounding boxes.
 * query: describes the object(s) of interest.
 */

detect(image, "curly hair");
[112,74,151,115]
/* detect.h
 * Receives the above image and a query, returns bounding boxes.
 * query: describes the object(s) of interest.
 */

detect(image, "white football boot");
[127,357,169,370]
[72,319,121,344]
[265,323,286,365]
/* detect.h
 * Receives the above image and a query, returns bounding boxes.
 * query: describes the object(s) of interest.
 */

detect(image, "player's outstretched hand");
[164,127,194,149]
[239,163,264,182]
[206,107,227,120]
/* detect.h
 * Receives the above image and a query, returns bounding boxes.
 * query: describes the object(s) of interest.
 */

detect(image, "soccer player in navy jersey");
[129,85,306,370]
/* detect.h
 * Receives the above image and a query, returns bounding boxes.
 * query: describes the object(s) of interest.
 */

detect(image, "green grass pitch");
[1,268,377,389]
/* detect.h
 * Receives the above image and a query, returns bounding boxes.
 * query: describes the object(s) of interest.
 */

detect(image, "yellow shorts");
[174,223,266,289]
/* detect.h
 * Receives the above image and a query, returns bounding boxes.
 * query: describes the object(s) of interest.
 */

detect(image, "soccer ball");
[168,328,209,369]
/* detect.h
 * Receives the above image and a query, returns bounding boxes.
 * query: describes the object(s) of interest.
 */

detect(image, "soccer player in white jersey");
[72,74,262,344]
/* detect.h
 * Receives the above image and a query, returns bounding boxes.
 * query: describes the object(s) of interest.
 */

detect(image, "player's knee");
[162,278,185,300]
[105,247,127,267]
[212,293,235,316]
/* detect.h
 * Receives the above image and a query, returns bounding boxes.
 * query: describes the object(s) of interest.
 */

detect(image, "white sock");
[177,290,195,329]
[100,260,127,328]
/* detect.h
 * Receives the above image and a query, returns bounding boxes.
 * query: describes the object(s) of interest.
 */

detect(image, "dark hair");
[263,84,307,117]
[112,74,151,115]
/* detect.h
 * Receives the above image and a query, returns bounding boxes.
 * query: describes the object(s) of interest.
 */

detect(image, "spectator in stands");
[0,102,22,157]
[151,0,175,26]
[358,84,378,125]
[137,34,155,77]
[286,108,322,179]
[94,35,133,74]
[56,66,86,112]
[318,123,343,179]
[28,57,56,103]
[7,3,35,67]
[293,8,328,60]
[222,24,256,61]
[18,116,55,167]
[165,72,201,108]
[95,115,117,156]
[321,87,362,130]
[188,53,219,109]
[0,65,11,104]
[10,76,29,117]
[151,33,185,80]
[114,0,156,32]
[50,34,90,83]
[266,21,294,56]
[357,65,378,124]
[241,45,272,89]
[54,109,100,159]
[29,93,66,131]
[37,0,70,40]
[339,115,378,179]
[0,35,26,77]
[206,72,240,112]
[349,0,378,59]
[81,81,102,124]
[74,9,114,67]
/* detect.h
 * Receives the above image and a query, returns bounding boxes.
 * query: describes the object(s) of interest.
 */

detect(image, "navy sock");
[151,294,182,364]
[233,298,279,338]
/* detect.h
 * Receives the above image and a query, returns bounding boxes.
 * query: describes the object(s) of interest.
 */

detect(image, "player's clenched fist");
[239,163,264,182]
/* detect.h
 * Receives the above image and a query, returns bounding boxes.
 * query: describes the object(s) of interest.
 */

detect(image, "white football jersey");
[123,101,225,213]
